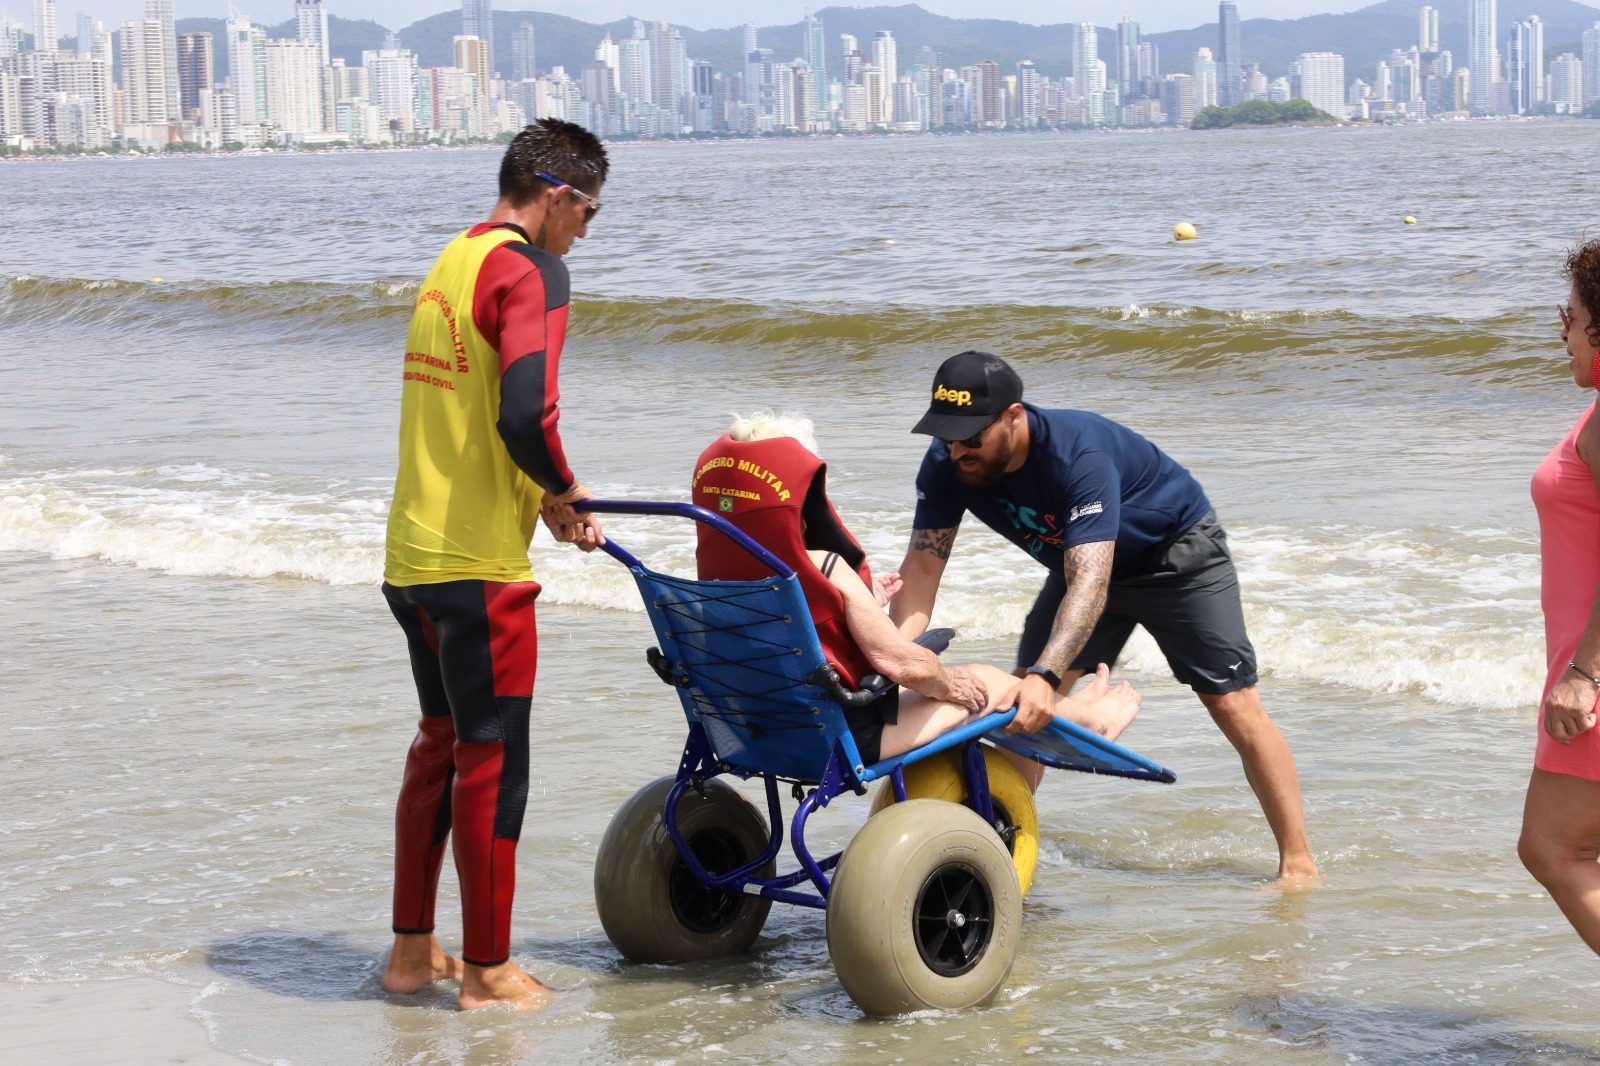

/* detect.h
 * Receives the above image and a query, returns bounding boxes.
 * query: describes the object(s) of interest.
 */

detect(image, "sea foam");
[0,462,1546,712]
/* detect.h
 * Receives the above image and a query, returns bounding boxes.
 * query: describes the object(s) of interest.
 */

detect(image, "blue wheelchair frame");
[585,498,1173,912]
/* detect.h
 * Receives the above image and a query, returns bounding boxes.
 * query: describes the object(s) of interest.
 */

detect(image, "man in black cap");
[889,351,1318,883]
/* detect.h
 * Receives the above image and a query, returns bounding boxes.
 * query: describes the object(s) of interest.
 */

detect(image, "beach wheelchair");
[583,500,1176,1016]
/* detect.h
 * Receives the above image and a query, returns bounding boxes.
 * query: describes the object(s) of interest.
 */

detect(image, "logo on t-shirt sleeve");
[1069,501,1104,522]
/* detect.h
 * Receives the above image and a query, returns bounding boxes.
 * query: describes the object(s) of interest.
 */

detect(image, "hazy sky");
[11,0,1376,38]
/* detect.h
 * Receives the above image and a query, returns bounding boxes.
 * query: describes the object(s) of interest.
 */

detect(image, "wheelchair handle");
[575,498,794,578]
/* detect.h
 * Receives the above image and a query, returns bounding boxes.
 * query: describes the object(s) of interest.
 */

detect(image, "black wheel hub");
[913,862,994,977]
[990,801,1020,853]
[668,827,747,934]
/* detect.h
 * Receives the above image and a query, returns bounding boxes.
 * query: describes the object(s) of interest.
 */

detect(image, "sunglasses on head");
[535,170,601,222]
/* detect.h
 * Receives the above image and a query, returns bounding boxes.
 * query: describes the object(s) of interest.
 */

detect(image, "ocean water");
[3,122,1598,1064]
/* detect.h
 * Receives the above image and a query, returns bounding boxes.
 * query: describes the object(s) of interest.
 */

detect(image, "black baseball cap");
[911,351,1024,439]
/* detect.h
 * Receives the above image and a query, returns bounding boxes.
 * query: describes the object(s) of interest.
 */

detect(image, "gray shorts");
[1016,512,1259,695]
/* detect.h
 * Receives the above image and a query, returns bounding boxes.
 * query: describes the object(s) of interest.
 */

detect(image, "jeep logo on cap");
[933,384,972,406]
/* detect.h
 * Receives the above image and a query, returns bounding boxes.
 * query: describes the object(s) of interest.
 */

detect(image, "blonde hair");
[728,411,819,456]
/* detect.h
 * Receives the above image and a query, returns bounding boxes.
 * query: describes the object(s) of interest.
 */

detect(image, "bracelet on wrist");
[1569,661,1600,688]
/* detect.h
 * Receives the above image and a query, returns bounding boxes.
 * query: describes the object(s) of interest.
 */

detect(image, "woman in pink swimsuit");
[1520,237,1600,954]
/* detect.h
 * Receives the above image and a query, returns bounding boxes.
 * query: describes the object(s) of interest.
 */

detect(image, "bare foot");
[1063,665,1141,740]
[382,933,464,994]
[458,961,555,1011]
[1272,856,1322,888]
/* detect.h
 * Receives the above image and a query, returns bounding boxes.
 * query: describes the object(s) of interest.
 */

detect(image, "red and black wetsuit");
[381,221,575,969]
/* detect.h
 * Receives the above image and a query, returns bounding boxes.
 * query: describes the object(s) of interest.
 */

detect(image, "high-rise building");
[144,0,179,125]
[1217,1,1242,107]
[32,0,56,53]
[1551,52,1583,112]
[580,59,615,133]
[1015,59,1039,126]
[619,25,651,103]
[511,21,534,82]
[1508,16,1543,114]
[1137,41,1160,97]
[53,51,111,142]
[1193,46,1218,109]
[321,56,364,130]
[594,34,619,93]
[462,0,493,76]
[803,12,826,121]
[294,0,328,68]
[453,34,490,117]
[205,85,240,142]
[1116,16,1139,96]
[690,57,714,130]
[226,15,267,127]
[0,71,18,135]
[362,44,417,130]
[862,62,884,124]
[74,11,92,55]
[1162,72,1196,125]
[1548,52,1587,112]
[1074,22,1105,123]
[872,30,896,123]
[648,22,685,128]
[1584,24,1600,107]
[1468,0,1497,114]
[976,57,1001,124]
[119,18,169,123]
[90,18,110,67]
[177,31,213,119]
[264,37,322,135]
[1292,51,1345,117]
[893,74,921,129]
[1419,5,1440,53]
[1385,47,1418,102]
[737,22,757,109]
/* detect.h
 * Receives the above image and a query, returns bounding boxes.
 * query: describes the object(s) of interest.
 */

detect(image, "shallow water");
[3,122,1598,1063]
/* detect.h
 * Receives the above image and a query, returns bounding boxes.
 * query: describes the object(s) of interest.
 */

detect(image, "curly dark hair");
[498,118,609,207]
[1564,238,1600,348]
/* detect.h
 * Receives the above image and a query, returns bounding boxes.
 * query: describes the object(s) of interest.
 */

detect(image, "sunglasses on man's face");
[535,170,601,222]
[1560,303,1575,331]
[942,416,1000,450]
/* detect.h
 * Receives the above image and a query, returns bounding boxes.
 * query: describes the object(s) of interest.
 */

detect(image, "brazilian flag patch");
[718,496,735,513]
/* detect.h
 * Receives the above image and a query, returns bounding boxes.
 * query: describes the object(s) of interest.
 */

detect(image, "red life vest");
[692,434,876,690]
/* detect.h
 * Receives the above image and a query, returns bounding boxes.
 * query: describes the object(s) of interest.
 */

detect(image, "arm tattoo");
[1037,540,1115,674]
[909,527,958,561]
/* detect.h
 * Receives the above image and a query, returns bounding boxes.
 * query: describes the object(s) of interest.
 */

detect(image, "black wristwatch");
[1025,665,1062,690]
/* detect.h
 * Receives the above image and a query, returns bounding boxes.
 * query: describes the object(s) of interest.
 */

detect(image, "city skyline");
[6,0,1600,155]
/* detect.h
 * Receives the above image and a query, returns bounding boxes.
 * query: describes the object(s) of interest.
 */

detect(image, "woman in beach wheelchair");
[585,414,1174,1016]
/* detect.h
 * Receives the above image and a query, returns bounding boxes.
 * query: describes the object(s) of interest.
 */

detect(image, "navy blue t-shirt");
[912,405,1212,579]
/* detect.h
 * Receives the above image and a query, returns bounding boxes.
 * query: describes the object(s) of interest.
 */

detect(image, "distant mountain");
[1146,0,1600,79]
[176,0,1600,86]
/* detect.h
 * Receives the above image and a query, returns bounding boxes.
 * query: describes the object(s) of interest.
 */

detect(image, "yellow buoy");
[150,276,164,283]
[1403,215,1417,225]
[1173,221,1197,241]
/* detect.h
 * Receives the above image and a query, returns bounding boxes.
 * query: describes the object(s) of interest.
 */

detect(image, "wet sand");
[0,978,254,1065]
